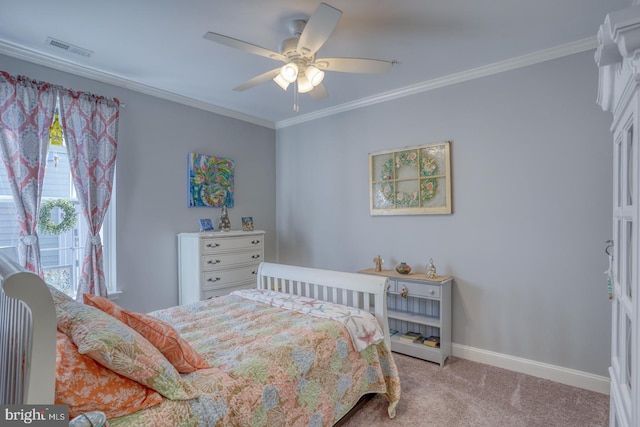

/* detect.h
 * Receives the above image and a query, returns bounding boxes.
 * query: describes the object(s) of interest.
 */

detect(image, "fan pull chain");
[293,81,300,112]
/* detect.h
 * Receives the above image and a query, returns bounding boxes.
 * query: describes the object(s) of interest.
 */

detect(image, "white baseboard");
[452,343,611,395]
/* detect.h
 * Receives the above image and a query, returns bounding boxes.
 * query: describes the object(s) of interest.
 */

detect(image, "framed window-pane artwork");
[369,141,452,215]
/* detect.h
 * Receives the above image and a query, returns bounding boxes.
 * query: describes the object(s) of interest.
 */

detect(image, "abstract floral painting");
[188,152,234,207]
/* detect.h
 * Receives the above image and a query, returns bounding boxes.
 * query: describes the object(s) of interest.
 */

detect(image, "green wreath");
[38,199,78,235]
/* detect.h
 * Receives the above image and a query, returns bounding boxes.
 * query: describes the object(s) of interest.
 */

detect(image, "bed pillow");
[55,331,163,418]
[47,284,75,305]
[83,294,210,373]
[55,297,198,401]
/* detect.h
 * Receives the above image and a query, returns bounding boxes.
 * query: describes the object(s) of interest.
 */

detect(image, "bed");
[0,254,401,426]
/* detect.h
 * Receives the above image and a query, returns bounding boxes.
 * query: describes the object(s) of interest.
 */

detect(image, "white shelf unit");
[360,269,452,366]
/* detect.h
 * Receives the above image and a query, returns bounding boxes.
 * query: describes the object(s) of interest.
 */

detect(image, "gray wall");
[276,51,613,377]
[1,49,614,377]
[0,54,277,313]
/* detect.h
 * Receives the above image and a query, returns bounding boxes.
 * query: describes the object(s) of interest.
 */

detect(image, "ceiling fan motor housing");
[279,37,301,58]
[289,19,307,38]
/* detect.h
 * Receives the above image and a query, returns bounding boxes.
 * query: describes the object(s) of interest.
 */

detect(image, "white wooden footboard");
[0,253,56,404]
[257,262,391,349]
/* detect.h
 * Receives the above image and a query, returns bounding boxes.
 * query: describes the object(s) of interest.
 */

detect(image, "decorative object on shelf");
[426,258,437,279]
[398,331,422,343]
[199,218,214,232]
[369,141,452,215]
[400,285,408,298]
[373,255,384,272]
[38,198,78,235]
[188,152,235,208]
[395,262,411,275]
[241,217,254,231]
[421,336,440,348]
[218,206,231,231]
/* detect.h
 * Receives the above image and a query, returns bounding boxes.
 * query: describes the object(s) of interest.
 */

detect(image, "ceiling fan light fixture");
[280,63,299,83]
[273,73,290,90]
[297,74,314,93]
[305,65,325,87]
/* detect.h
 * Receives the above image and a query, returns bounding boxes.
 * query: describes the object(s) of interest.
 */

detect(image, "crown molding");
[0,37,595,131]
[276,37,597,129]
[0,39,275,129]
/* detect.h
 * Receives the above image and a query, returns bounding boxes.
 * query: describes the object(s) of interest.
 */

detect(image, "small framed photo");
[199,218,214,232]
[241,217,254,231]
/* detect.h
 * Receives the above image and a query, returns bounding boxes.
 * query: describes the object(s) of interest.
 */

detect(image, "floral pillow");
[47,284,75,305]
[83,294,210,373]
[54,296,198,401]
[55,331,163,418]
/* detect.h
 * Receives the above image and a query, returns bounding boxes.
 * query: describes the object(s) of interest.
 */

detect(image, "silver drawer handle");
[251,254,261,259]
[251,240,261,245]
[207,259,221,265]
[429,289,436,295]
[206,242,220,248]
[207,277,221,282]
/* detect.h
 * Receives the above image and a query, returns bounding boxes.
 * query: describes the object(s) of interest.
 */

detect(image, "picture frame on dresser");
[241,217,254,231]
[199,218,214,231]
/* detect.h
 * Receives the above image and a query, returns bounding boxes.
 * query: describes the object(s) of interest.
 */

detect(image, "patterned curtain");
[0,71,57,275]
[59,90,119,298]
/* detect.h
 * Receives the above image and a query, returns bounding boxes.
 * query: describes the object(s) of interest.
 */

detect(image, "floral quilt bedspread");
[231,289,385,352]
[109,292,401,427]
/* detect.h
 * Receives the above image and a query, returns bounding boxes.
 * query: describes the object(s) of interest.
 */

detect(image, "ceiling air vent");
[45,37,93,58]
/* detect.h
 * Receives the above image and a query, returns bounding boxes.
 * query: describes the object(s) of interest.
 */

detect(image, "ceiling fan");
[203,2,394,104]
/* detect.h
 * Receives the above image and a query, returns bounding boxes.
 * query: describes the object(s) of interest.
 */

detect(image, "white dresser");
[178,230,265,304]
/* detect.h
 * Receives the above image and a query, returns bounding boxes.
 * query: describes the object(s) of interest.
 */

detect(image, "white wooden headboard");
[257,262,391,349]
[0,253,56,404]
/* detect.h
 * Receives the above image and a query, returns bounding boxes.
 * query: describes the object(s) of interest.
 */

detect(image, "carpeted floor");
[341,354,609,427]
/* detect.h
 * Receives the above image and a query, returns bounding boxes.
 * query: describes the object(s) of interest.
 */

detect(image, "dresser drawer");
[202,265,259,290]
[202,251,262,269]
[201,235,263,253]
[202,281,255,299]
[397,280,440,299]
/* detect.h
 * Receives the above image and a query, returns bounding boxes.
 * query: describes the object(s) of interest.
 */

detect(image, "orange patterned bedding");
[52,286,401,426]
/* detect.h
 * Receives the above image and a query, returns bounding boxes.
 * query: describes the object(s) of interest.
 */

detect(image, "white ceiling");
[0,0,631,128]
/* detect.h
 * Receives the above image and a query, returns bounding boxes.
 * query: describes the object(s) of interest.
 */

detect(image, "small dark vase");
[395,262,412,274]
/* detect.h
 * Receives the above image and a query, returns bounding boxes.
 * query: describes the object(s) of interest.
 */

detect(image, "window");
[0,119,116,297]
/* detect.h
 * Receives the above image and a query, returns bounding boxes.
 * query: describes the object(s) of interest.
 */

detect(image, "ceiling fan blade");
[204,32,286,62]
[297,3,342,57]
[314,57,394,74]
[233,68,281,91]
[308,83,328,100]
